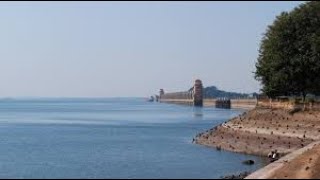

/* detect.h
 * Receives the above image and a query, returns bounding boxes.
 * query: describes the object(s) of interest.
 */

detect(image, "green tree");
[255,1,320,100]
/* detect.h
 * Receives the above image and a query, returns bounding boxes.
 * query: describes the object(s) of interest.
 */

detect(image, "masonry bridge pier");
[158,79,257,109]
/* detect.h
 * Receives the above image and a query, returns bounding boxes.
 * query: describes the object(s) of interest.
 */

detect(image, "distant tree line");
[189,86,254,99]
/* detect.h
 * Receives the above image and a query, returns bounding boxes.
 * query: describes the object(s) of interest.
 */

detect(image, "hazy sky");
[0,1,303,97]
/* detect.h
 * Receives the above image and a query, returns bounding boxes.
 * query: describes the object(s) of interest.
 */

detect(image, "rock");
[221,171,251,179]
[289,107,302,115]
[242,160,255,165]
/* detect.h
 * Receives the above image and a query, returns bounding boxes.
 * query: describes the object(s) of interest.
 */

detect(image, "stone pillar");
[159,89,165,99]
[193,79,203,107]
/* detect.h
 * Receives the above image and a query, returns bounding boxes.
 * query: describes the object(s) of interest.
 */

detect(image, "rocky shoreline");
[221,171,251,179]
[194,107,320,178]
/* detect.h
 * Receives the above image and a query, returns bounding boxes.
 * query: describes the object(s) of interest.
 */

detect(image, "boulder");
[242,160,255,165]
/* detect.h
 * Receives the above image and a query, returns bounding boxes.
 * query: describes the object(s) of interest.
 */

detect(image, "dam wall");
[158,79,320,111]
[159,79,203,107]
[158,79,257,109]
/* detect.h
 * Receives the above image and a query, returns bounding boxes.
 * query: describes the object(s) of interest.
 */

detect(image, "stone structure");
[159,79,203,107]
[158,79,257,109]
[193,79,203,106]
[159,89,164,98]
[256,96,320,111]
[215,98,231,108]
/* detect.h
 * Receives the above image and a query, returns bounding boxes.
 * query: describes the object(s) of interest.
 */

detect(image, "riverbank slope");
[194,107,320,179]
[245,140,320,179]
[194,108,320,157]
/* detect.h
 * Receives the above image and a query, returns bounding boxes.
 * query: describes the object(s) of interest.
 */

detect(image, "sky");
[0,1,303,98]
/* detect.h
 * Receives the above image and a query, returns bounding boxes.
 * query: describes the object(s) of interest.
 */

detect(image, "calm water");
[0,98,266,178]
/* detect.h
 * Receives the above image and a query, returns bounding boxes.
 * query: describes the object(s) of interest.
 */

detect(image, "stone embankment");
[194,108,320,157]
[194,107,320,179]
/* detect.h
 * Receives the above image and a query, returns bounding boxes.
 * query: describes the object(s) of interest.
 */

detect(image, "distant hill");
[189,86,256,99]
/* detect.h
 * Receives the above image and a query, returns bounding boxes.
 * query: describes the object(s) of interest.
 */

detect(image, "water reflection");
[192,107,203,118]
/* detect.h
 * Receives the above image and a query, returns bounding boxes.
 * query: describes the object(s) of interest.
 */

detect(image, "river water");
[0,98,266,178]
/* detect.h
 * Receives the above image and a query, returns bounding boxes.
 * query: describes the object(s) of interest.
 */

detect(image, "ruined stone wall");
[159,91,192,100]
[230,99,257,109]
[257,98,320,111]
[215,99,231,108]
[257,100,295,110]
[159,79,203,107]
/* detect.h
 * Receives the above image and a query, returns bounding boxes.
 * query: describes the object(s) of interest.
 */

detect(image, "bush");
[305,97,315,103]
